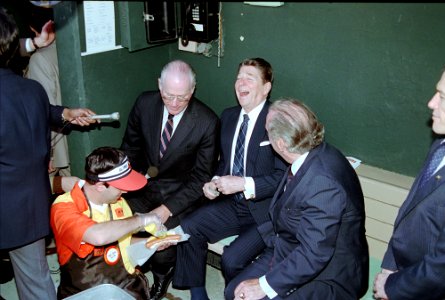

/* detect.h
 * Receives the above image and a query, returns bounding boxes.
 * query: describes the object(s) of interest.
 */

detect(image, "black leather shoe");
[149,267,174,300]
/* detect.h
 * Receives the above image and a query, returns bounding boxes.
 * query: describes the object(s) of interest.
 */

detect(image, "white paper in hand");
[127,225,190,268]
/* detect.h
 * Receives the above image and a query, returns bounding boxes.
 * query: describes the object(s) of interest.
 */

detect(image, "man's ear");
[263,81,272,97]
[276,138,287,153]
[95,182,107,192]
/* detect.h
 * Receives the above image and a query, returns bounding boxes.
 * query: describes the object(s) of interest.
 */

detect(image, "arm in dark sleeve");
[165,117,220,216]
[385,225,445,300]
[49,104,65,127]
[120,96,148,173]
[266,176,346,296]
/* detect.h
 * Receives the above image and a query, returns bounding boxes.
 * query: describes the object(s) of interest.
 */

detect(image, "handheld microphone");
[90,112,120,120]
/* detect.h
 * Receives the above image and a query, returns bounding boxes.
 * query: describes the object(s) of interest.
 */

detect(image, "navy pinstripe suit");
[226,142,369,299]
[173,101,287,288]
[382,138,445,300]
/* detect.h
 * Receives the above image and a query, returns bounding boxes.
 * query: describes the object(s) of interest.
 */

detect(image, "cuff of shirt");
[25,38,34,53]
[259,275,277,299]
[243,176,255,199]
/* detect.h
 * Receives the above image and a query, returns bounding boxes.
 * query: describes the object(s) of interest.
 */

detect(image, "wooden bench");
[356,164,413,260]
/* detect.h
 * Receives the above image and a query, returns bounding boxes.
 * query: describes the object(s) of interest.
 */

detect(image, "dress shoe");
[149,267,174,300]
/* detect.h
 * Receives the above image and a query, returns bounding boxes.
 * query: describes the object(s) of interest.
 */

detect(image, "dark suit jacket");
[120,91,219,222]
[217,102,287,225]
[0,68,64,249]
[258,142,369,299]
[382,138,445,300]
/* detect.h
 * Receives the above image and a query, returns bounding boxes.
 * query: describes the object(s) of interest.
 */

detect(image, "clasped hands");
[203,175,246,200]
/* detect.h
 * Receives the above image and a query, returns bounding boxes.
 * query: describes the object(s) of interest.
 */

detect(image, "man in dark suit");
[173,58,287,300]
[120,59,219,300]
[0,7,95,300]
[373,70,445,300]
[228,99,369,300]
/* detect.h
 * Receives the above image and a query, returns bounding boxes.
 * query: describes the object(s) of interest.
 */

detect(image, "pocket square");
[260,141,271,146]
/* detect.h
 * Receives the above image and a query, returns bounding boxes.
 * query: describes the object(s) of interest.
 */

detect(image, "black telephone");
[143,1,219,45]
[180,1,219,46]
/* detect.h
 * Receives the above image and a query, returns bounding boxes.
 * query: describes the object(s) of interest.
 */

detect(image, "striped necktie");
[232,114,249,201]
[160,114,174,158]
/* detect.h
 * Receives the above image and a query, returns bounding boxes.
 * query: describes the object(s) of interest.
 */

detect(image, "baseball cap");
[96,156,147,191]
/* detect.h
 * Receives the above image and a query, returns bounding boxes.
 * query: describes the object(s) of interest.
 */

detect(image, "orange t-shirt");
[50,181,133,270]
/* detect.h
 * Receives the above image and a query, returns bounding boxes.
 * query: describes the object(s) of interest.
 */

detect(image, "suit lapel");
[246,103,269,176]
[394,139,445,227]
[395,166,445,227]
[270,166,291,218]
[270,145,322,221]
[221,108,241,175]
[148,96,165,166]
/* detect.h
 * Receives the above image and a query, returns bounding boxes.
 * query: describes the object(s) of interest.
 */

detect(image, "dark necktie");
[418,143,445,188]
[232,114,249,200]
[284,168,294,191]
[160,114,174,159]
[287,168,294,184]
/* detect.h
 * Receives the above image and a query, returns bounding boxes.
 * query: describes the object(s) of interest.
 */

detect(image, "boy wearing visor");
[50,147,163,299]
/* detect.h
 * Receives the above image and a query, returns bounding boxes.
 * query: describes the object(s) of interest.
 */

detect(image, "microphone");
[146,166,159,179]
[90,112,120,120]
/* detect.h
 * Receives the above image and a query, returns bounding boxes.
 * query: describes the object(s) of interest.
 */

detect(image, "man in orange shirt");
[51,147,163,299]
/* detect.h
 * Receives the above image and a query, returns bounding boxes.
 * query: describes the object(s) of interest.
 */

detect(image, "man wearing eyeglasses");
[120,59,219,300]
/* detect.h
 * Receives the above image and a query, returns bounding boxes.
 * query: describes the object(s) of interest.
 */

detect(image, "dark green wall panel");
[55,2,445,177]
[55,2,170,176]
[170,3,445,177]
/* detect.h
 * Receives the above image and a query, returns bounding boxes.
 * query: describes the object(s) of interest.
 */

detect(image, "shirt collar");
[240,100,266,124]
[291,151,309,176]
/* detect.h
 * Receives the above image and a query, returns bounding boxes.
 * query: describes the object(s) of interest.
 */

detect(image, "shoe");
[149,267,174,300]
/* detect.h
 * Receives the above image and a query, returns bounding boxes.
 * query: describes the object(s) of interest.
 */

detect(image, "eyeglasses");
[162,92,191,103]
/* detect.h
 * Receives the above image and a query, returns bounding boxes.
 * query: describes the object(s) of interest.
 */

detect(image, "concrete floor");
[0,253,377,300]
[0,253,225,300]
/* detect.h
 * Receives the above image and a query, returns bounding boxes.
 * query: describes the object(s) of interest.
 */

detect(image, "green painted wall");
[55,2,445,177]
[54,2,172,175]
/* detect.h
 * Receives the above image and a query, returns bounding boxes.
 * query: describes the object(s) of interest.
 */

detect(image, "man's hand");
[150,205,172,224]
[137,212,163,232]
[63,108,98,126]
[203,180,220,200]
[234,278,265,300]
[373,268,394,300]
[214,175,245,195]
[31,20,55,48]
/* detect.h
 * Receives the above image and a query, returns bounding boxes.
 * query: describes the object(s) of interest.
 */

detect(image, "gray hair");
[159,60,196,90]
[267,98,324,154]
